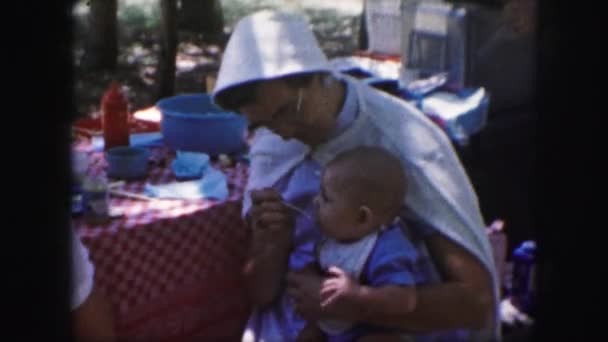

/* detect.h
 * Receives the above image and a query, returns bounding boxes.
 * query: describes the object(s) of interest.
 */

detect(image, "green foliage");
[118,1,160,30]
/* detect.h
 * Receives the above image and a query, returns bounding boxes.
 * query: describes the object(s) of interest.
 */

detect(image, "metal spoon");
[247,190,313,221]
[281,201,313,221]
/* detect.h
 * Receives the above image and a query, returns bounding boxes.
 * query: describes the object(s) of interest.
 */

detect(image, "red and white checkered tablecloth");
[72,137,252,341]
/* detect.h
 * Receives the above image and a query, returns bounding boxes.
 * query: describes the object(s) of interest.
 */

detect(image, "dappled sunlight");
[125,43,153,64]
[118,0,161,30]
[176,42,216,74]
[205,45,221,56]
[176,59,197,72]
[303,0,362,15]
[222,1,362,58]
[70,196,220,234]
[181,43,203,56]
[119,198,212,219]
[133,106,161,123]
[222,0,363,28]
[139,65,156,86]
[74,0,364,117]
[306,9,361,58]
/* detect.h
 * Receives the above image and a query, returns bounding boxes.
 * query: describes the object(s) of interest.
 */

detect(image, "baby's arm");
[320,228,420,322]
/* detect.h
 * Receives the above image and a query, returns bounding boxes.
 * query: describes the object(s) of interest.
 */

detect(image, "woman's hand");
[287,264,325,321]
[243,188,294,306]
[248,188,294,247]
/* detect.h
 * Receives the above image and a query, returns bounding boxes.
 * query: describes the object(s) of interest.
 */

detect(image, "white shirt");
[70,228,95,310]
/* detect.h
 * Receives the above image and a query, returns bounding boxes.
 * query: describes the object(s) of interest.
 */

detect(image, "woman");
[213,10,498,341]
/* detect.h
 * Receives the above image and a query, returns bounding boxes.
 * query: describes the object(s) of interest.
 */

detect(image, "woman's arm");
[242,188,294,307]
[288,233,494,332]
[357,233,495,331]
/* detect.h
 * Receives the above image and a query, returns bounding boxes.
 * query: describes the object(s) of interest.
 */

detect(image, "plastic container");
[105,146,150,180]
[156,94,247,155]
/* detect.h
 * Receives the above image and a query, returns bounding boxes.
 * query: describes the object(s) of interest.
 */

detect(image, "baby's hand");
[319,266,361,311]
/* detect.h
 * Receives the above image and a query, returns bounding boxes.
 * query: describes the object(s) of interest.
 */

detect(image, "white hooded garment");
[213,10,333,97]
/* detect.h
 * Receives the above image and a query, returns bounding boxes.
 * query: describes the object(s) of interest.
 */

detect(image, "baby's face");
[314,166,363,241]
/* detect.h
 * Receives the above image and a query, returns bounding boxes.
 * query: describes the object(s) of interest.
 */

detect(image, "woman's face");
[238,76,337,145]
[238,79,308,141]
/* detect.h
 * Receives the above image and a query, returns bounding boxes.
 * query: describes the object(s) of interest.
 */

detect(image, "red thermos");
[101,81,130,150]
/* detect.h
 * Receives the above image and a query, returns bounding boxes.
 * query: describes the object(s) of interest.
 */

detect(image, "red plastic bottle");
[101,81,130,150]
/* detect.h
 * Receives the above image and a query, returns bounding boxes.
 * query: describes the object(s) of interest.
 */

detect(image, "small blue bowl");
[105,146,150,180]
[156,94,248,155]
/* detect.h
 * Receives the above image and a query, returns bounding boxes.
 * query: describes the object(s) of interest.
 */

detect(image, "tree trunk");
[82,0,118,70]
[178,0,224,41]
[157,0,178,100]
[358,2,368,50]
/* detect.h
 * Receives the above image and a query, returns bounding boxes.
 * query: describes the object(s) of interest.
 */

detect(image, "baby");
[299,146,416,342]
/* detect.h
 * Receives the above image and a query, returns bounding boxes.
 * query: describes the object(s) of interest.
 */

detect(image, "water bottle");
[511,240,536,314]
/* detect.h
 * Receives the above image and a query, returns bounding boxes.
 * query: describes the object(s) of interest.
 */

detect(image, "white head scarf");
[212,10,332,101]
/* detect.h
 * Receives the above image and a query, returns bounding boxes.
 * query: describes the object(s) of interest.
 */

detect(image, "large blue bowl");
[156,94,248,155]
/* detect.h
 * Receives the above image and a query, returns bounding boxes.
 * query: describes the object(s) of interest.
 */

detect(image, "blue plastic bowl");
[105,146,150,180]
[156,94,248,155]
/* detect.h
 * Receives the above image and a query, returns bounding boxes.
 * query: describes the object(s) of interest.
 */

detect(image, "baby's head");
[314,146,407,242]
